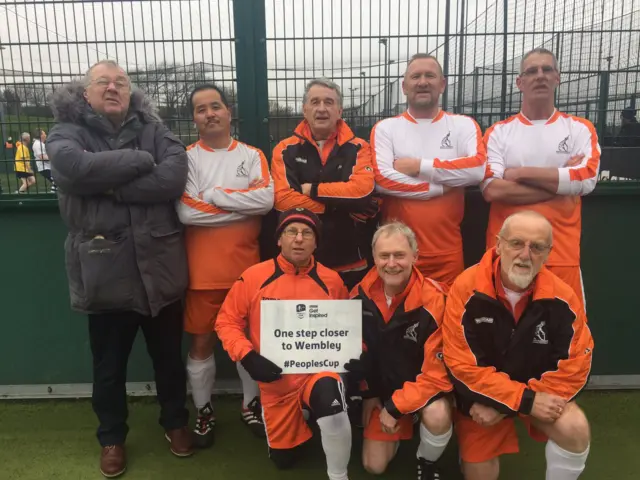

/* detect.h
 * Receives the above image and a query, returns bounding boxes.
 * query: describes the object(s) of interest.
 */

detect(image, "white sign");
[260,300,362,374]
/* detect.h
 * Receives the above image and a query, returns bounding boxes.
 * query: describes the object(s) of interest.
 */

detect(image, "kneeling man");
[443,210,593,480]
[215,208,352,480]
[347,222,453,479]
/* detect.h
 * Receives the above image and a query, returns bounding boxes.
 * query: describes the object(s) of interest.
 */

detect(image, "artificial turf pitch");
[0,391,637,479]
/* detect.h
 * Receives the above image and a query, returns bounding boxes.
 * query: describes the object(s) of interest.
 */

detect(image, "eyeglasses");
[500,237,551,255]
[283,228,314,239]
[521,65,557,77]
[92,78,130,91]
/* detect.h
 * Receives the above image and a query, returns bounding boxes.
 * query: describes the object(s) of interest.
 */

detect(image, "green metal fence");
[1,0,640,393]
[2,0,640,177]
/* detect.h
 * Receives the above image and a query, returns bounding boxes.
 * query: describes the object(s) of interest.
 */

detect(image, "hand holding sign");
[260,300,362,374]
[241,350,282,383]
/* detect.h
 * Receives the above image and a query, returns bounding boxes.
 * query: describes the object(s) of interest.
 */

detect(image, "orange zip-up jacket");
[443,248,593,416]
[351,267,452,418]
[215,254,348,402]
[271,119,376,271]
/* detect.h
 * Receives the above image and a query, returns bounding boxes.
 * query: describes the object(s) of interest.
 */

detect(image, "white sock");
[236,361,260,408]
[186,354,216,411]
[316,412,351,480]
[545,440,589,480]
[417,423,452,462]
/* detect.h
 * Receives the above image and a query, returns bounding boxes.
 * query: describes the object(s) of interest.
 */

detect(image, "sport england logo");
[557,135,570,153]
[296,304,306,319]
[440,132,453,149]
[533,321,548,345]
[404,322,419,343]
[237,160,249,177]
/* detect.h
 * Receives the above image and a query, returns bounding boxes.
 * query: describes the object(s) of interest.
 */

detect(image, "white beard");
[507,268,535,290]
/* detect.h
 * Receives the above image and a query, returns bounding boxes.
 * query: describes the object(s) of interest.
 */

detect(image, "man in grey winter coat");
[47,60,193,478]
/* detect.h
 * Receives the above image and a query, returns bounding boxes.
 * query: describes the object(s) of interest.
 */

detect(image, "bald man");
[443,211,593,480]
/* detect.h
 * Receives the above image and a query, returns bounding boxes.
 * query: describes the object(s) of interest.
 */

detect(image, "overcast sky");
[0,0,636,110]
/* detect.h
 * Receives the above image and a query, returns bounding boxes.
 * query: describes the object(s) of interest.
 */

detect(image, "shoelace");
[195,415,215,432]
[417,462,440,480]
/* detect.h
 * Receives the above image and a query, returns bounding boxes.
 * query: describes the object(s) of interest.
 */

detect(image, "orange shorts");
[416,253,464,289]
[184,289,229,334]
[363,406,414,442]
[262,372,342,450]
[455,410,547,463]
[547,265,585,309]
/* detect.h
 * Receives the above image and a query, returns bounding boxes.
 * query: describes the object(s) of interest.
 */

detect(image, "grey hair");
[498,210,553,245]
[302,78,343,107]
[21,131,30,141]
[406,53,444,76]
[520,48,559,74]
[83,60,130,89]
[372,221,419,254]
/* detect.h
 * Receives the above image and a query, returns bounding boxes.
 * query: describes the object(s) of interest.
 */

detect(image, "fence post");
[232,0,271,158]
[499,0,508,120]
[455,0,466,113]
[443,0,451,111]
[597,70,610,140]
[472,66,479,118]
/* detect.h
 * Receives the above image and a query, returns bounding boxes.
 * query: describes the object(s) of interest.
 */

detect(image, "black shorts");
[16,172,34,179]
[39,169,53,181]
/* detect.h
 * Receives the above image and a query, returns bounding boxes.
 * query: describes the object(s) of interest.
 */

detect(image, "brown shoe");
[100,445,126,478]
[165,426,194,457]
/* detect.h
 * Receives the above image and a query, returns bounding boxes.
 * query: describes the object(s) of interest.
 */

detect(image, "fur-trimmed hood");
[49,81,163,125]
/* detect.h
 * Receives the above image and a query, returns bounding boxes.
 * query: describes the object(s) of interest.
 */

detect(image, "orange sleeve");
[271,139,325,214]
[314,140,375,207]
[528,294,593,400]
[443,277,535,415]
[418,117,487,187]
[326,269,349,299]
[386,293,453,416]
[214,275,256,362]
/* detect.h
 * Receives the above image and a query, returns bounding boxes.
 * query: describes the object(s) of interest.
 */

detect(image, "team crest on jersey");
[533,321,548,345]
[557,135,570,153]
[237,160,249,177]
[404,322,419,343]
[440,132,453,149]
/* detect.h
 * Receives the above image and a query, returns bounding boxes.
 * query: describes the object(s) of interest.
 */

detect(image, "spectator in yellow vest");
[14,132,36,193]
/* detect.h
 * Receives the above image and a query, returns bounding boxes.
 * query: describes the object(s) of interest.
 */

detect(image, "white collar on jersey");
[520,108,557,124]
[406,107,443,122]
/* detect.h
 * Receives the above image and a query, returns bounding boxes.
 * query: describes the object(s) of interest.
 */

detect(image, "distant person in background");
[176,84,274,446]
[47,59,192,478]
[33,128,56,192]
[14,132,36,193]
[615,107,640,147]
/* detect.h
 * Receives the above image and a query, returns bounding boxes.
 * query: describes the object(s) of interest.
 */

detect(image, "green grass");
[0,391,638,479]
[3,114,54,139]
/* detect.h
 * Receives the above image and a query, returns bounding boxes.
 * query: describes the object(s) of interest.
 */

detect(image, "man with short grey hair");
[483,47,601,307]
[47,59,192,478]
[346,221,453,479]
[371,53,486,287]
[271,77,378,291]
